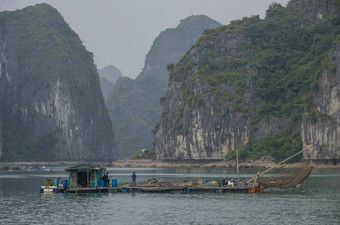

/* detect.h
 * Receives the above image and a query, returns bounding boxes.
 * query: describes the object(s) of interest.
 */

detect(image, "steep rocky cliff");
[302,43,340,160]
[155,0,340,161]
[99,76,114,101]
[106,15,220,158]
[0,125,2,159]
[0,4,116,161]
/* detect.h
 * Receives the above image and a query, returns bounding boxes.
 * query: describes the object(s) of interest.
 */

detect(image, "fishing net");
[258,161,314,188]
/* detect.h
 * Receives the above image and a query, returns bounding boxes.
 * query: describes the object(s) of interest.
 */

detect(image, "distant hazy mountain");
[106,15,221,158]
[98,65,124,101]
[98,65,123,84]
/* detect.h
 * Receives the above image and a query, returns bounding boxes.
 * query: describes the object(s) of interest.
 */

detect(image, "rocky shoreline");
[1,159,339,169]
[110,159,340,169]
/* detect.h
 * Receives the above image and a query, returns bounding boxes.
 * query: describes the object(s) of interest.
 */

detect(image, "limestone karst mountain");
[0,4,116,161]
[155,0,340,162]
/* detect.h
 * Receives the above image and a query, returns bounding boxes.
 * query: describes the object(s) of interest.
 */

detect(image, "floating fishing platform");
[40,163,264,194]
[40,177,264,194]
[40,147,314,194]
[40,163,263,194]
[40,184,264,194]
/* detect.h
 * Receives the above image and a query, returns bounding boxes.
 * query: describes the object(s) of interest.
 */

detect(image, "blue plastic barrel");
[112,179,117,187]
[99,179,104,187]
[54,179,59,187]
[62,180,68,188]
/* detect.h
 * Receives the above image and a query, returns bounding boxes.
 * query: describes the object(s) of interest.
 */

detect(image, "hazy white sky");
[1,0,289,78]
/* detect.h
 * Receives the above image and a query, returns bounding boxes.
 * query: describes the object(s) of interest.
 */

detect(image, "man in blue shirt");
[132,172,136,186]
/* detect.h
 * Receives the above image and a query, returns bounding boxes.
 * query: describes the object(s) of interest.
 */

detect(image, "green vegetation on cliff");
[5,4,96,79]
[225,127,303,162]
[245,4,340,119]
[194,3,339,119]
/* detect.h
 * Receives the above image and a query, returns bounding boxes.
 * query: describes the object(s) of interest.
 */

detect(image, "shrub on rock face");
[130,150,155,160]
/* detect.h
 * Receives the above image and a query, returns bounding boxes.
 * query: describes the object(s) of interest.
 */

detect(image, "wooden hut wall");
[96,170,102,184]
[66,167,105,188]
[67,170,77,188]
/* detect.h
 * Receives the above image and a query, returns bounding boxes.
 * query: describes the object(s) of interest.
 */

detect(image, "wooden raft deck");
[40,184,263,194]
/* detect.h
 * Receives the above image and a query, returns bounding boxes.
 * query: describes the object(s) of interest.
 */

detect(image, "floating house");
[66,164,106,188]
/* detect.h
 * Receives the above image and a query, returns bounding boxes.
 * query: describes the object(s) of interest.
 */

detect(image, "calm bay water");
[0,166,339,225]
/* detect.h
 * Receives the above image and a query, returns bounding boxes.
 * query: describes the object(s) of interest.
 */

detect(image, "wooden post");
[87,169,89,188]
[253,172,260,188]
[236,148,240,182]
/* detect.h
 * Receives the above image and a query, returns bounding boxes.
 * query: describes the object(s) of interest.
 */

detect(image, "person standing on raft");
[104,172,109,187]
[132,172,136,186]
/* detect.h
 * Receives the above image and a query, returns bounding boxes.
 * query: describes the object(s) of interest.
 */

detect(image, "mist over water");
[1,167,339,224]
